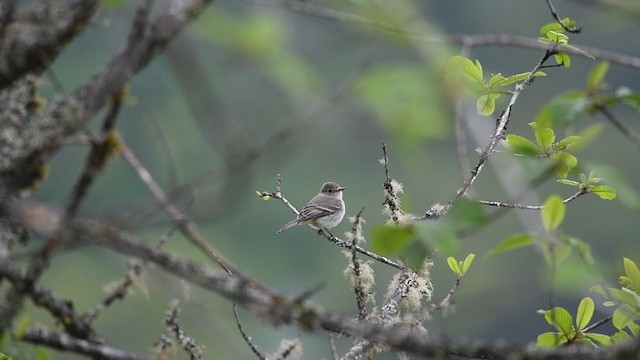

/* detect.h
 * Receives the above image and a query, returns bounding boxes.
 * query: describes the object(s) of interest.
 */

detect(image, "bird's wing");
[298,196,341,221]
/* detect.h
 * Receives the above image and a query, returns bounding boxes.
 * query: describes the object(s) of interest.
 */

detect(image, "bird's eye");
[328,189,333,192]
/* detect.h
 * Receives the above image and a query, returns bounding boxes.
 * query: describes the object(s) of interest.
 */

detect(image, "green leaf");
[612,305,639,331]
[623,257,640,292]
[505,134,543,156]
[485,233,535,258]
[588,163,640,211]
[551,151,578,179]
[446,56,484,84]
[501,71,547,86]
[584,333,613,346]
[611,330,632,343]
[461,253,475,275]
[576,297,595,331]
[477,93,499,116]
[590,286,638,306]
[446,198,488,228]
[542,241,572,266]
[555,135,583,151]
[541,195,566,231]
[537,332,567,348]
[628,321,640,336]
[539,307,575,337]
[561,236,594,266]
[488,74,507,87]
[0,353,11,360]
[588,185,617,200]
[539,22,566,35]
[401,240,431,271]
[529,122,555,150]
[356,64,449,143]
[447,256,461,276]
[586,62,610,90]
[415,222,459,256]
[546,30,569,43]
[557,179,581,187]
[534,90,590,128]
[563,43,595,60]
[555,53,571,68]
[371,225,415,256]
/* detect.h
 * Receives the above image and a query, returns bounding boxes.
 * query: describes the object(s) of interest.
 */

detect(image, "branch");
[0,0,98,89]
[15,206,640,359]
[234,303,267,360]
[348,207,368,320]
[545,0,582,33]
[240,0,640,70]
[341,270,418,360]
[20,327,148,360]
[476,189,587,210]
[422,50,554,220]
[4,0,216,189]
[120,143,239,276]
[0,259,98,340]
[598,105,640,146]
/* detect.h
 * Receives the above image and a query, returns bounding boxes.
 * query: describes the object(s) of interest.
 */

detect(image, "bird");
[277,181,346,233]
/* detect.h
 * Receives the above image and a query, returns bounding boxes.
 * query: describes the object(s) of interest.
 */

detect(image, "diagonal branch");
[0,0,98,89]
[3,0,217,189]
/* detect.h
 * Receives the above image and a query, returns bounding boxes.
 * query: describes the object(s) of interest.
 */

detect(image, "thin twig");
[164,299,203,360]
[119,143,238,276]
[422,50,554,220]
[598,106,640,146]
[381,143,402,224]
[233,303,267,360]
[476,189,587,210]
[582,315,613,333]
[545,0,582,33]
[329,334,339,360]
[427,277,461,314]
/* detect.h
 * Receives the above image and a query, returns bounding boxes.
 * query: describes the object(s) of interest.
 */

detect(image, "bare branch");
[476,189,587,210]
[348,207,368,320]
[598,105,640,146]
[234,303,267,360]
[422,50,554,220]
[0,0,98,89]
[20,327,148,360]
[545,0,582,33]
[238,0,640,70]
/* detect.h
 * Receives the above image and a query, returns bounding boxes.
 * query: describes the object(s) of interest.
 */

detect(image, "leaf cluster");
[537,258,640,347]
[445,56,545,115]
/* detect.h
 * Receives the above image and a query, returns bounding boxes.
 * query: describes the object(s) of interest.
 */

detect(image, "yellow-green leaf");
[623,257,640,292]
[576,297,595,331]
[447,256,461,276]
[588,185,617,200]
[586,61,609,90]
[485,233,535,258]
[541,195,565,231]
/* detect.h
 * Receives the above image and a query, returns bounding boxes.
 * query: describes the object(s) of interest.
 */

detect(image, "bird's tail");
[277,219,300,233]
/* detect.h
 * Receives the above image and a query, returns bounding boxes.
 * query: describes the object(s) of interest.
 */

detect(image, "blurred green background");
[17,0,640,358]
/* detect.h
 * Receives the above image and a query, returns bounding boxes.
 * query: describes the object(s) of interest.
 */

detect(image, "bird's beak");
[338,186,346,191]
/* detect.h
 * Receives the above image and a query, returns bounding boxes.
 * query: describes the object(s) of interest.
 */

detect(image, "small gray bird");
[277,182,346,233]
